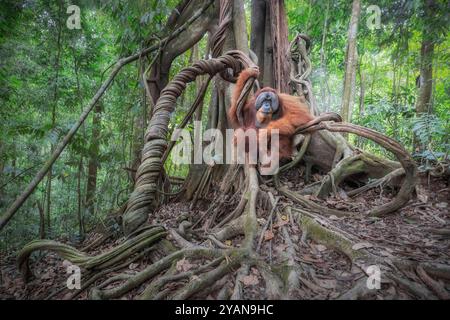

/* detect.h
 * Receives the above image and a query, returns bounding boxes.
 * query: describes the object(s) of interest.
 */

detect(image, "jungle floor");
[1,169,449,300]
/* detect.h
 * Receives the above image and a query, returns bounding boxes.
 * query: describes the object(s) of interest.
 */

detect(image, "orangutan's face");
[255,90,279,128]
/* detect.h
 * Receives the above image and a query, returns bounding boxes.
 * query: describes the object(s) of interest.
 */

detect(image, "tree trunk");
[250,0,266,81]
[73,48,86,240]
[85,103,102,216]
[191,43,208,122]
[77,156,84,240]
[250,0,290,91]
[185,0,250,201]
[319,1,330,111]
[340,0,361,125]
[414,0,436,152]
[269,0,290,92]
[45,0,64,232]
[146,0,218,104]
[122,0,220,233]
[358,60,365,117]
[37,201,45,239]
[126,58,151,186]
[414,36,434,135]
[0,141,5,208]
[357,58,365,148]
[250,0,275,88]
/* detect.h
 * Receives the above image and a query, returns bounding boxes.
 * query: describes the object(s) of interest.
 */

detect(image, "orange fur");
[228,67,260,129]
[229,68,314,160]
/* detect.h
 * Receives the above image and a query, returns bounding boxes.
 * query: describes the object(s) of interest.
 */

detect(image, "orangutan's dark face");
[255,90,280,128]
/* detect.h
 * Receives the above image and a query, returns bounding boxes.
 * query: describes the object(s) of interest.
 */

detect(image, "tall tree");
[414,0,437,151]
[85,103,102,216]
[250,0,290,92]
[340,0,361,125]
[45,0,64,232]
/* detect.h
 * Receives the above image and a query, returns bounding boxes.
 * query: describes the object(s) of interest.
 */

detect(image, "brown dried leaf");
[241,274,259,287]
[251,267,260,275]
[176,258,195,272]
[316,278,337,289]
[264,230,274,241]
[300,254,321,263]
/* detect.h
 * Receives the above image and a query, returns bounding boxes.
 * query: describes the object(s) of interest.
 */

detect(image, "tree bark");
[146,0,218,103]
[269,0,290,92]
[37,201,45,239]
[340,0,361,125]
[319,1,330,111]
[85,103,102,216]
[250,0,290,91]
[414,0,436,152]
[130,64,147,184]
[415,39,434,114]
[194,47,203,122]
[0,141,5,208]
[250,0,266,81]
[77,157,84,239]
[45,0,64,232]
[185,0,250,201]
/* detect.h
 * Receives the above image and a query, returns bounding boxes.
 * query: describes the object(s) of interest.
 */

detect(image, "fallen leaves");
[316,278,337,289]
[263,230,274,241]
[435,202,448,209]
[273,220,288,229]
[351,242,373,250]
[176,258,195,272]
[315,244,328,252]
[241,274,259,287]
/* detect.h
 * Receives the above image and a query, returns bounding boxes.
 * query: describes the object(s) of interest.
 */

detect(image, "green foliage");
[287,0,449,161]
[0,0,448,251]
[412,113,449,159]
[0,0,193,251]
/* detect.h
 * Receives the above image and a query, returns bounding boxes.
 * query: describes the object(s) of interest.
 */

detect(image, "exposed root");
[347,168,405,197]
[416,265,450,300]
[18,226,166,282]
[275,177,352,217]
[15,160,448,300]
[139,257,224,299]
[290,207,365,262]
[231,264,249,299]
[315,154,400,198]
[63,246,156,300]
[278,121,418,217]
[171,253,242,299]
[91,247,222,299]
[210,215,245,241]
[388,274,437,299]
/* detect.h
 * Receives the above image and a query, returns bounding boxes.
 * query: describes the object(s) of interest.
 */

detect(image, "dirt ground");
[1,171,449,300]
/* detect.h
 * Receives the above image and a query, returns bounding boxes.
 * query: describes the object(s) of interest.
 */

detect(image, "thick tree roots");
[15,160,450,300]
[14,53,447,299]
[17,226,166,283]
[16,117,449,300]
